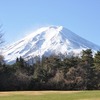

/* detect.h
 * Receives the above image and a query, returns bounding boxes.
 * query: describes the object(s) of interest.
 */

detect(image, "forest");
[0,49,100,91]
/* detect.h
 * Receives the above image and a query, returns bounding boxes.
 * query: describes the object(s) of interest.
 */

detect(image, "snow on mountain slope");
[2,26,100,64]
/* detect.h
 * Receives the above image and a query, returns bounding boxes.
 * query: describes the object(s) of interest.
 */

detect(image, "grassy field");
[0,91,100,100]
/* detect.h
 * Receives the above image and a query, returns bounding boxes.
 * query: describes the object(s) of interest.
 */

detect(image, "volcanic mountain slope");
[2,26,100,64]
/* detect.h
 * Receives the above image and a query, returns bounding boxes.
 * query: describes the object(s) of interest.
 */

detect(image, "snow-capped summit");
[2,26,100,64]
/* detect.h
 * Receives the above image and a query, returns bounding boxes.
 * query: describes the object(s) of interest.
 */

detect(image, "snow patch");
[2,26,100,64]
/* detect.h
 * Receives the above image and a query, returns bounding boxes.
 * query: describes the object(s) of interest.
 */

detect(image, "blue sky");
[0,0,100,45]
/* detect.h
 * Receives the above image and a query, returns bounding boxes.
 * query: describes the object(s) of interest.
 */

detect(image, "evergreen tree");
[81,49,95,89]
[94,51,100,70]
[94,51,100,89]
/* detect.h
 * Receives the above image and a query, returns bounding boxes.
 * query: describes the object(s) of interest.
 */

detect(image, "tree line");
[0,49,100,91]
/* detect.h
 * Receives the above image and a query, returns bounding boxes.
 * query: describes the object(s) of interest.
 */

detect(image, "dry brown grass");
[0,91,80,96]
[79,99,100,100]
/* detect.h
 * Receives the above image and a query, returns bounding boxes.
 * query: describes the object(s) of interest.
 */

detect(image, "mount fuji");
[2,26,100,64]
